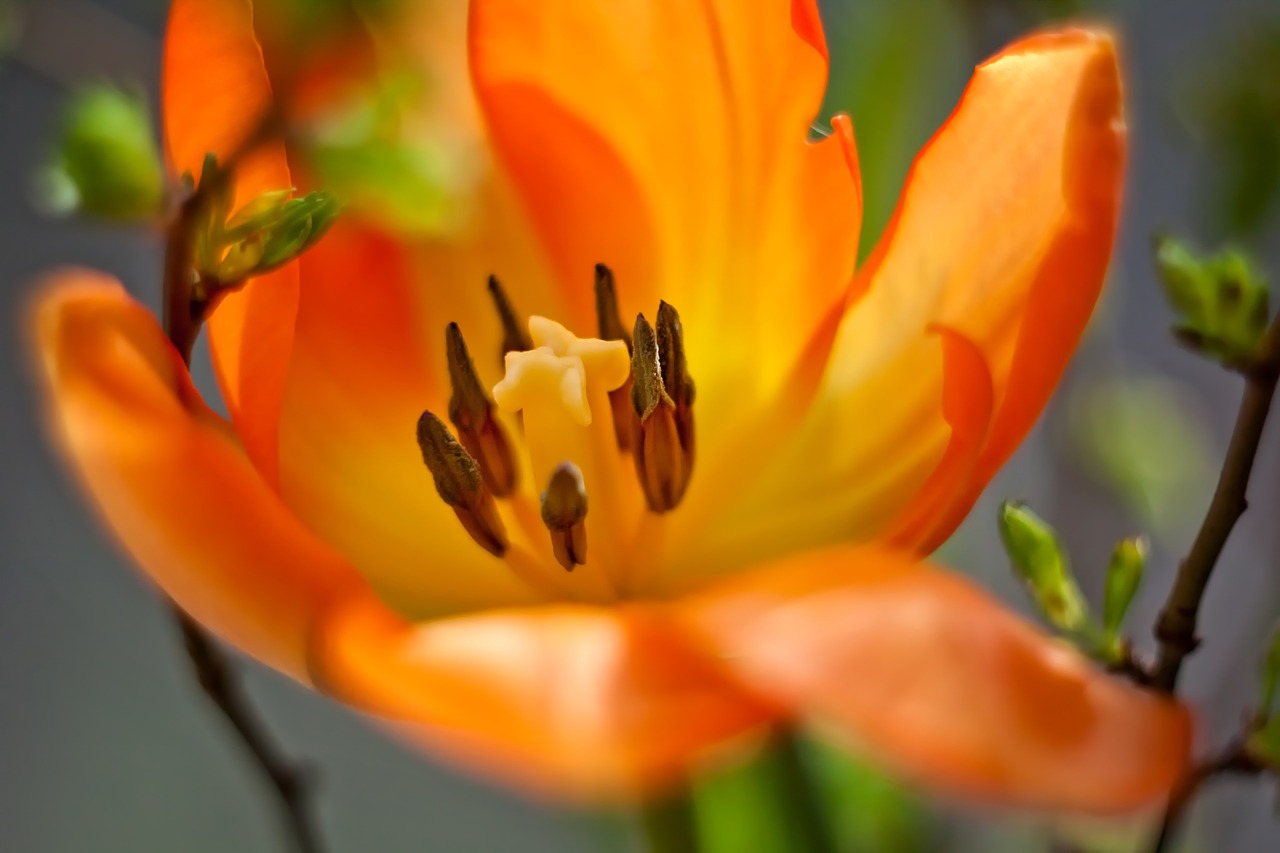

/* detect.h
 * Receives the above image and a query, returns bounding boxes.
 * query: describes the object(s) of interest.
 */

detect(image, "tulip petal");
[312,596,776,799]
[163,0,299,483]
[679,546,1191,813]
[680,29,1124,563]
[882,327,995,553]
[470,0,863,453]
[30,271,366,680]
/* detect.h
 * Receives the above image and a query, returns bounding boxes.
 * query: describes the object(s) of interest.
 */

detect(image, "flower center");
[414,265,696,600]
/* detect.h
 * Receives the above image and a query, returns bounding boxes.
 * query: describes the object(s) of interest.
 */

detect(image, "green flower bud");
[48,86,165,221]
[997,501,1088,633]
[1103,536,1148,641]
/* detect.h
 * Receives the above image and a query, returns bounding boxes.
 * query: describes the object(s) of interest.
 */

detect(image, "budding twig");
[1150,312,1280,693]
[1143,310,1280,853]
[160,110,324,853]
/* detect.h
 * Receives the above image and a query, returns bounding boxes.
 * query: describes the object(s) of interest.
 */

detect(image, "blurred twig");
[161,112,323,853]
[1146,738,1262,853]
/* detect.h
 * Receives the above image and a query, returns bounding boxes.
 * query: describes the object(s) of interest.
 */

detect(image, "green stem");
[769,729,840,853]
[636,788,700,853]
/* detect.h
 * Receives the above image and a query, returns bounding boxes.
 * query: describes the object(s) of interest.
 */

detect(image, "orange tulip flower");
[30,0,1190,810]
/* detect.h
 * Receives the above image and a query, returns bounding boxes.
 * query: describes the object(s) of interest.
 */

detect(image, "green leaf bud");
[1103,536,1148,641]
[997,501,1089,633]
[1154,235,1271,365]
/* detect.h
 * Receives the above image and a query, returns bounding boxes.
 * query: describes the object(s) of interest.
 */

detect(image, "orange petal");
[881,327,994,553]
[312,596,776,800]
[838,28,1123,536]
[163,0,299,483]
[678,546,1191,813]
[276,222,549,615]
[29,270,366,680]
[470,0,862,449]
[694,28,1124,562]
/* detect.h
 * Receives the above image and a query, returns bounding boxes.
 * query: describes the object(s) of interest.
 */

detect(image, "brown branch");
[160,112,322,853]
[1146,738,1262,853]
[176,613,323,853]
[1150,313,1280,693]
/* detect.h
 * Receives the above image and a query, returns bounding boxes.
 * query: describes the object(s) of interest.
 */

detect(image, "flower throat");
[415,265,695,589]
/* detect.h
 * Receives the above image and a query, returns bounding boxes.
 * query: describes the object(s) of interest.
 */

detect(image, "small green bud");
[215,235,267,283]
[1260,622,1280,719]
[255,191,341,272]
[1154,235,1270,365]
[224,189,294,236]
[1102,536,1148,641]
[47,85,165,221]
[997,501,1088,633]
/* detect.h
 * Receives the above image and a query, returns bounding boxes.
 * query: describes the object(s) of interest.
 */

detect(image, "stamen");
[594,264,632,347]
[445,322,518,496]
[540,462,589,571]
[487,274,534,363]
[594,264,635,451]
[630,313,694,512]
[415,411,508,557]
[656,300,696,472]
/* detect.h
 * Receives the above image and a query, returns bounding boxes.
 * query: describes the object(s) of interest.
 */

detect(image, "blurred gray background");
[2,0,1278,851]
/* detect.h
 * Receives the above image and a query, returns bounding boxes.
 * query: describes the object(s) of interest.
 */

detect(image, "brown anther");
[594,264,635,451]
[487,274,533,362]
[415,411,508,557]
[629,314,693,512]
[594,264,632,348]
[540,463,589,571]
[445,322,518,496]
[656,300,696,470]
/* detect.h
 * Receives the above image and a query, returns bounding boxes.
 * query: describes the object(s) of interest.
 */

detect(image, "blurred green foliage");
[693,736,931,853]
[39,84,164,221]
[1067,374,1214,543]
[820,0,967,258]
[306,64,469,235]
[1181,24,1280,238]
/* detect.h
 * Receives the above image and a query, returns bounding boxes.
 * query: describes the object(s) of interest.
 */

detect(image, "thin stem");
[176,613,323,853]
[636,788,700,853]
[1146,740,1260,853]
[160,111,322,853]
[768,729,840,853]
[1150,312,1280,693]
[1142,311,1280,853]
